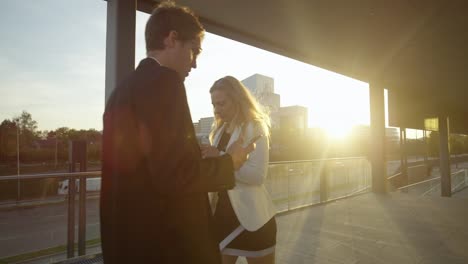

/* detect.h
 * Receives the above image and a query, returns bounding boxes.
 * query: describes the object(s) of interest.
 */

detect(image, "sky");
[0,0,396,137]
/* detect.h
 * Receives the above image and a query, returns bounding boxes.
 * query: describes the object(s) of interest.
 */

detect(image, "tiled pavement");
[239,191,468,264]
[52,189,468,264]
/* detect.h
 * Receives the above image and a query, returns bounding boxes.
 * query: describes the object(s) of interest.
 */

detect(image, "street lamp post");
[16,125,20,202]
[55,136,58,169]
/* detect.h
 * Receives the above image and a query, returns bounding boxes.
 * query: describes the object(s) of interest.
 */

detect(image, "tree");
[12,111,39,151]
[54,127,70,140]
[427,131,439,157]
[13,111,38,133]
[427,131,468,156]
[450,134,465,155]
[38,130,49,140]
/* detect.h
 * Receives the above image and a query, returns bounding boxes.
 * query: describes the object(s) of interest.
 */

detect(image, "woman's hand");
[200,144,220,159]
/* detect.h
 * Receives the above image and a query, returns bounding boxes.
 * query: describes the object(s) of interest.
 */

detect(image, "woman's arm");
[235,126,269,185]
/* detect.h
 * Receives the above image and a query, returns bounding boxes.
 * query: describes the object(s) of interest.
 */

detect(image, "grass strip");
[0,238,101,264]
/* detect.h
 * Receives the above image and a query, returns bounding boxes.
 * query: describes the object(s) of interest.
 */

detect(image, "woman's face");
[211,89,236,123]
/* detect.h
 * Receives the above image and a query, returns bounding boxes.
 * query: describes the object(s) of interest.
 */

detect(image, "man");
[100,2,253,263]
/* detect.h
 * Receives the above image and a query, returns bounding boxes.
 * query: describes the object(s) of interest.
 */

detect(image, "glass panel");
[328,159,371,200]
[424,117,439,131]
[266,158,371,212]
[286,162,321,210]
[0,175,69,260]
[266,164,290,212]
[85,177,102,255]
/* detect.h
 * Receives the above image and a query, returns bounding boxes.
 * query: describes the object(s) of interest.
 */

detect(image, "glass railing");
[0,172,101,263]
[266,157,371,212]
[0,157,371,262]
[397,168,468,197]
[452,169,468,193]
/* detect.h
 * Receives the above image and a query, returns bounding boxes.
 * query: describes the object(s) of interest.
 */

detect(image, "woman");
[201,76,277,264]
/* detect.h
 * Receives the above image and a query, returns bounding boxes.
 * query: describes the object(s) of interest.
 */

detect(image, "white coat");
[211,121,277,231]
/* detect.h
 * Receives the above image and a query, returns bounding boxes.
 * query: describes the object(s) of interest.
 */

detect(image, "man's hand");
[200,144,220,159]
[226,137,256,170]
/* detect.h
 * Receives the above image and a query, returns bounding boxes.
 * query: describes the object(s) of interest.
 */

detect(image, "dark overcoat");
[100,58,234,263]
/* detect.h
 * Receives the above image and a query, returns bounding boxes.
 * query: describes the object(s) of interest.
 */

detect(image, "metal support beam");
[423,129,430,178]
[369,82,386,193]
[399,127,408,187]
[78,148,88,256]
[105,0,137,103]
[438,116,451,197]
[66,175,75,258]
[423,130,428,164]
[67,140,87,258]
[67,141,76,258]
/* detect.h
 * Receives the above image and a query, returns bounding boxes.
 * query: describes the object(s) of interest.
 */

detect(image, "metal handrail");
[0,171,101,181]
[408,164,427,169]
[398,176,441,190]
[0,156,369,181]
[269,156,366,165]
[387,172,401,180]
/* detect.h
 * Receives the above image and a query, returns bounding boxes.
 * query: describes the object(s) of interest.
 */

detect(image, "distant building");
[193,122,200,134]
[242,73,275,95]
[386,127,400,143]
[197,117,214,136]
[352,125,400,143]
[278,106,308,135]
[242,74,281,128]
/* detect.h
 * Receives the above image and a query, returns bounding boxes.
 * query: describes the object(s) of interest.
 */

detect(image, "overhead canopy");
[138,0,468,133]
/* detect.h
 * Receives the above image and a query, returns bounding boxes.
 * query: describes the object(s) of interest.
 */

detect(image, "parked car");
[57,178,101,195]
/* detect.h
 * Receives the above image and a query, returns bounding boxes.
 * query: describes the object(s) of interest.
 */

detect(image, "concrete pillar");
[423,130,428,164]
[320,161,329,202]
[369,82,386,193]
[438,116,451,197]
[105,0,136,104]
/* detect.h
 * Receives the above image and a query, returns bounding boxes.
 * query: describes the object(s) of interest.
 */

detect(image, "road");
[0,197,100,258]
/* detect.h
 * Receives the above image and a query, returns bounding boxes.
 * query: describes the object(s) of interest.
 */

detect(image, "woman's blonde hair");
[209,76,270,141]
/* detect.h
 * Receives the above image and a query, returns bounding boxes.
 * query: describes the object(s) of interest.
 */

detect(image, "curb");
[0,195,100,212]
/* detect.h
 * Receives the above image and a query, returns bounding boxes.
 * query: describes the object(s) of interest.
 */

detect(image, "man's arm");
[199,154,235,191]
[133,68,235,194]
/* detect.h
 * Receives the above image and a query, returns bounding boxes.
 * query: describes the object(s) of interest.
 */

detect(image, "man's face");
[172,37,202,80]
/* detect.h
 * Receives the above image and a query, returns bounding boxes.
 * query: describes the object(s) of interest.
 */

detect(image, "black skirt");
[213,190,277,252]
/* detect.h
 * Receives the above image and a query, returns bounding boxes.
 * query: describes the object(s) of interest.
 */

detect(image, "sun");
[323,123,353,139]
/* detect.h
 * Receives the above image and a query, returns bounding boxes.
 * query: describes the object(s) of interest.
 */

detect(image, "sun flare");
[323,124,353,139]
